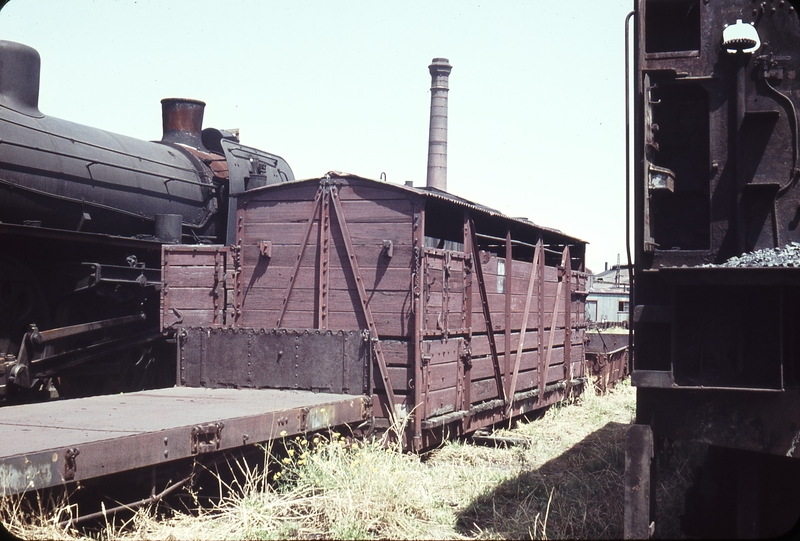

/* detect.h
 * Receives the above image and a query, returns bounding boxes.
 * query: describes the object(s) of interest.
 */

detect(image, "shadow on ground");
[455,421,629,539]
[455,420,708,540]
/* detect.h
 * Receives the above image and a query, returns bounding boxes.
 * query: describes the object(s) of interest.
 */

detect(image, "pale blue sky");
[1,0,633,272]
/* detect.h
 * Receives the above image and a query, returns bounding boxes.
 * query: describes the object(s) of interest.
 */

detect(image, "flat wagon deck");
[0,387,369,496]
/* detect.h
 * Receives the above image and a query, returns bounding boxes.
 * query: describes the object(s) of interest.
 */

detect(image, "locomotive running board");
[0,387,370,496]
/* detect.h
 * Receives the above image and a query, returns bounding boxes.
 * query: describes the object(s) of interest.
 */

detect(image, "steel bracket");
[190,422,224,454]
[64,448,80,481]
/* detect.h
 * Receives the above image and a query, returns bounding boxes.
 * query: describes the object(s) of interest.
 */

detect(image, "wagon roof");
[251,172,587,245]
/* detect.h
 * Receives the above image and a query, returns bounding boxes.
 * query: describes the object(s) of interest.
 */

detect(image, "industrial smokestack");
[426,58,452,191]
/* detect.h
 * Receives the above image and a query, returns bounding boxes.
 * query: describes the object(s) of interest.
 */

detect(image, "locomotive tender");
[626,0,800,537]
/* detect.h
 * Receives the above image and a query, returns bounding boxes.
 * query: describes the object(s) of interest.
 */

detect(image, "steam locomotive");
[0,39,293,401]
[627,0,800,537]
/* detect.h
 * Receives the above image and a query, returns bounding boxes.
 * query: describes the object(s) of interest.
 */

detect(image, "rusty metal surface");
[178,327,370,395]
[160,98,207,149]
[0,387,369,495]
[637,387,800,458]
[586,349,629,393]
[632,0,800,392]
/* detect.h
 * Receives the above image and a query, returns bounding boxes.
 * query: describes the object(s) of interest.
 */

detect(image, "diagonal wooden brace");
[329,186,397,416]
[468,219,506,405]
[276,185,323,327]
[506,240,542,417]
[539,247,569,399]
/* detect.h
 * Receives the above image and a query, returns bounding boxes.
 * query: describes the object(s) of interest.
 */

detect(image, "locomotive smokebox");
[0,40,42,117]
[161,98,206,149]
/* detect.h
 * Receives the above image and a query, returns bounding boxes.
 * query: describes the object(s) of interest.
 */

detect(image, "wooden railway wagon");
[161,173,588,449]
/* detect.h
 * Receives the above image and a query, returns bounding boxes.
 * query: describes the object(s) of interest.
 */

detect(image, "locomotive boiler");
[0,39,293,401]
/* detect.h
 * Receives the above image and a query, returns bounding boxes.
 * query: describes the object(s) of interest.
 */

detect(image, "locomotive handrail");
[624,9,635,374]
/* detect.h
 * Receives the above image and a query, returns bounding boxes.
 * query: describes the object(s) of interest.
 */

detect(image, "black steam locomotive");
[627,0,800,537]
[0,40,293,401]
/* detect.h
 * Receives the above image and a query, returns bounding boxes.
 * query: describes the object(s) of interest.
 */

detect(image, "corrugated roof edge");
[247,172,587,245]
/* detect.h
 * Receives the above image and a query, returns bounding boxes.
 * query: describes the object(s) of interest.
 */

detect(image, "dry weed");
[2,378,676,540]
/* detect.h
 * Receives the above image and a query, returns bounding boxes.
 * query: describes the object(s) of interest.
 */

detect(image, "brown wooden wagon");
[161,173,588,449]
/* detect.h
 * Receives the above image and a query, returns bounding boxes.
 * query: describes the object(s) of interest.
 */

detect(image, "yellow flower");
[282,458,291,464]
[313,437,320,445]
[300,439,308,446]
[298,459,306,465]
[287,449,295,457]
[298,472,305,478]
[275,472,282,479]
[280,430,287,437]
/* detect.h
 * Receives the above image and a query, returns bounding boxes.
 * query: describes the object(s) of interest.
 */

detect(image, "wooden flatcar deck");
[0,387,369,495]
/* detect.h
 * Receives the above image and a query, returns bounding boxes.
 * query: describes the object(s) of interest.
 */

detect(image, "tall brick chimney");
[426,58,452,191]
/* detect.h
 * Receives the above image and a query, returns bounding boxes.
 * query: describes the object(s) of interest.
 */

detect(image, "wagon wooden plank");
[240,200,317,223]
[163,252,226,267]
[161,267,219,288]
[240,183,321,203]
[163,288,221,311]
[337,199,414,222]
[469,363,569,404]
[239,288,412,312]
[336,183,415,202]
[242,222,321,245]
[379,340,413,366]
[425,386,459,418]
[330,221,414,244]
[162,309,217,328]
[427,360,459,392]
[239,243,414,270]
[239,266,412,291]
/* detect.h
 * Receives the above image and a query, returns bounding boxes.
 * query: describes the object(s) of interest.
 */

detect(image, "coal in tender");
[701,242,800,268]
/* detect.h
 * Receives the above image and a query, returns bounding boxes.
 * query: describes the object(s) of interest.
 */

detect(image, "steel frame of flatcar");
[0,387,370,496]
[625,1,800,538]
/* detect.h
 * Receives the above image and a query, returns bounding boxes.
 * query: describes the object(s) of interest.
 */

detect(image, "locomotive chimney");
[160,98,206,149]
[426,57,452,192]
[0,41,42,117]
